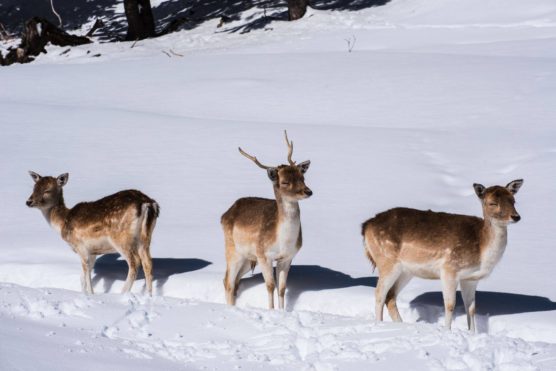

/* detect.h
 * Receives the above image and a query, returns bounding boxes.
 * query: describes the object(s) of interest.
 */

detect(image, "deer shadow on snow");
[237,264,556,331]
[238,264,376,310]
[410,291,556,333]
[91,253,211,295]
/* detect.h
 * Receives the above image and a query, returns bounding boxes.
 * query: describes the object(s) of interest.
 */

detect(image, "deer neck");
[41,194,69,235]
[479,216,508,271]
[274,187,300,226]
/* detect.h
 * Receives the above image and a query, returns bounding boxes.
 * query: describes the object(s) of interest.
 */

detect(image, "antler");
[284,130,295,165]
[238,147,273,169]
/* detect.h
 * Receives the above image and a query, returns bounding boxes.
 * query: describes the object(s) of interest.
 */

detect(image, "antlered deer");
[221,131,312,309]
[26,172,159,295]
[362,179,523,332]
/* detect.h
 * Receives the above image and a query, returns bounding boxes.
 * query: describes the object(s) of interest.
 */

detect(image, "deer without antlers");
[26,172,159,295]
[221,131,312,309]
[361,179,523,332]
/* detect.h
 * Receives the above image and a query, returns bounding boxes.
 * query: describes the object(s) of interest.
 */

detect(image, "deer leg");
[234,260,253,297]
[276,258,293,310]
[122,253,140,293]
[79,255,93,295]
[440,270,458,330]
[460,280,478,333]
[87,254,96,294]
[79,254,95,295]
[258,257,276,310]
[80,259,86,293]
[88,254,97,271]
[224,256,245,305]
[385,272,412,322]
[138,247,153,296]
[138,217,155,296]
[375,265,402,322]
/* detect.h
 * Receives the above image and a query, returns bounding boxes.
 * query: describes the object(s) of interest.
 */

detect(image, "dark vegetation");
[0,0,391,65]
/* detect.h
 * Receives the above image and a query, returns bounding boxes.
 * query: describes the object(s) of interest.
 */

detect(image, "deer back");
[363,208,484,270]
[62,190,158,244]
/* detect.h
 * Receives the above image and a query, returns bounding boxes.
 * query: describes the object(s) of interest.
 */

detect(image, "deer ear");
[297,160,310,174]
[473,183,486,199]
[29,171,41,183]
[506,179,523,194]
[57,173,69,187]
[267,168,278,182]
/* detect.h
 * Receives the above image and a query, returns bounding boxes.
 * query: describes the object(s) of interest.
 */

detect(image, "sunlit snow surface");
[1,0,556,369]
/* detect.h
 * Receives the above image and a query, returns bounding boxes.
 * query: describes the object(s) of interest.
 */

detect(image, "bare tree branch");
[50,0,63,27]
[169,49,183,57]
[345,35,356,53]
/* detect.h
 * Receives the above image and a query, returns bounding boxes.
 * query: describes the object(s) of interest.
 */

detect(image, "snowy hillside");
[1,0,556,369]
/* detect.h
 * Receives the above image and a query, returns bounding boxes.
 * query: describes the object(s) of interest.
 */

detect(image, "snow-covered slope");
[2,283,553,370]
[1,0,556,369]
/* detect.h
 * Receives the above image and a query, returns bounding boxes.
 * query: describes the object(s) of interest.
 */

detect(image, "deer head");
[473,179,523,225]
[239,131,312,201]
[26,171,68,209]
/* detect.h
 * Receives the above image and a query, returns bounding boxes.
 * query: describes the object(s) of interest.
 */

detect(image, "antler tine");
[238,147,273,170]
[284,130,295,165]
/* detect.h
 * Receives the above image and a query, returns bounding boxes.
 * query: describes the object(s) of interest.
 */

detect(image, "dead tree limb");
[50,0,63,27]
[0,23,12,41]
[85,19,104,37]
[1,17,91,66]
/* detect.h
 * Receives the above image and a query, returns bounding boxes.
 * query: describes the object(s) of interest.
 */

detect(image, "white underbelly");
[401,260,443,279]
[266,241,298,261]
[73,236,118,256]
[458,262,498,281]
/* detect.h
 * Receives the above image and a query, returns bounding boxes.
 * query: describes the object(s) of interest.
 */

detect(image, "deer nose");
[511,214,521,222]
[304,188,313,197]
[26,199,33,207]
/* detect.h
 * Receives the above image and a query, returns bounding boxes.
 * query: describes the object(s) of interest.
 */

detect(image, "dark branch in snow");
[0,17,91,66]
[169,49,183,57]
[85,19,104,38]
[0,23,13,41]
[345,35,356,53]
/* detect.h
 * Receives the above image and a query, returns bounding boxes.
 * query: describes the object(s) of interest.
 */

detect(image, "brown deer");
[26,172,159,295]
[221,131,312,309]
[362,179,523,332]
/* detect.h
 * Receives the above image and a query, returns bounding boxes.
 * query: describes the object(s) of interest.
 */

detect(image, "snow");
[1,283,553,370]
[1,0,556,369]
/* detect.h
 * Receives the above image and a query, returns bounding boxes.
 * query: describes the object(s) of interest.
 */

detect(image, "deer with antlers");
[26,172,159,295]
[221,131,312,309]
[362,179,523,332]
